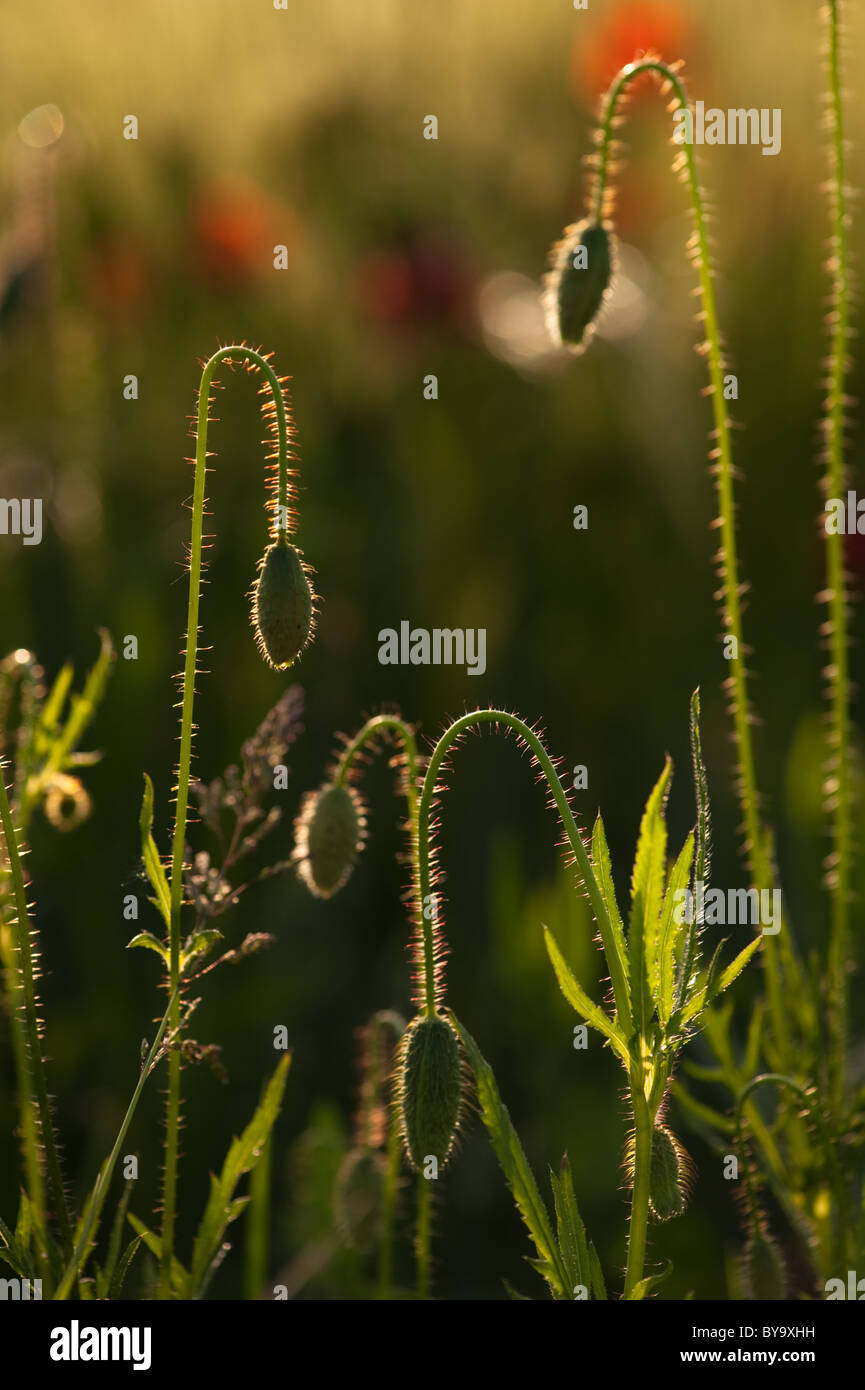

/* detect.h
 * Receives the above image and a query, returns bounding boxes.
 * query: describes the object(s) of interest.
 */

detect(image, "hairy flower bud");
[396,1013,463,1172]
[648,1125,693,1222]
[543,219,615,354]
[250,538,314,669]
[294,781,365,898]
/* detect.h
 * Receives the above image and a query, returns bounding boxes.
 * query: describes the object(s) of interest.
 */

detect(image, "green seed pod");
[543,219,615,354]
[648,1126,693,1222]
[250,538,314,670]
[397,1013,463,1172]
[294,781,365,898]
[741,1228,787,1301]
[333,1148,387,1252]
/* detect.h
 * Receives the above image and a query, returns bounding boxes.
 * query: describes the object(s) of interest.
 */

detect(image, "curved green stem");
[416,710,624,1022]
[160,345,293,1299]
[735,1073,847,1273]
[591,59,795,1053]
[822,0,853,1111]
[0,764,72,1258]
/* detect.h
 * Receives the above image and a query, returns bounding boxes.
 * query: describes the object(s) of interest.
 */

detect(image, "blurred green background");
[1,0,864,1298]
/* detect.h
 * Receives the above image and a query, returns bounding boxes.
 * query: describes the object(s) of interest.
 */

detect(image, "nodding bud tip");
[250,539,314,670]
[741,1228,787,1301]
[396,1013,463,1173]
[293,781,365,898]
[543,219,615,354]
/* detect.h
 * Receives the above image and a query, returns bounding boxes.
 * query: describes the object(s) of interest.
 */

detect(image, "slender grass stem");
[591,58,793,1053]
[822,0,853,1110]
[159,345,293,1299]
[0,765,72,1257]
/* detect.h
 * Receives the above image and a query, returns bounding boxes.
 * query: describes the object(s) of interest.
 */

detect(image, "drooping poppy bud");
[293,782,365,898]
[543,219,615,353]
[647,1125,693,1222]
[250,538,314,669]
[396,1013,463,1172]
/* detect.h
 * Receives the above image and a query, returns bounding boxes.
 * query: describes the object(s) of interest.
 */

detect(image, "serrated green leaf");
[591,813,632,1028]
[181,928,223,973]
[630,1259,673,1300]
[550,1155,590,1294]
[188,1055,290,1298]
[543,928,629,1064]
[681,936,762,1025]
[629,760,672,1033]
[452,1013,568,1299]
[109,1236,142,1300]
[126,1214,188,1295]
[588,1243,607,1300]
[658,833,694,1027]
[126,931,169,962]
[139,774,171,929]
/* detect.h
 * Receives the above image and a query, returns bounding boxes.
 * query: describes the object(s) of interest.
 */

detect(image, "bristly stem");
[590,58,794,1053]
[159,344,294,1299]
[417,709,625,1023]
[416,1170,431,1299]
[822,0,853,1110]
[0,763,72,1258]
[624,1083,653,1299]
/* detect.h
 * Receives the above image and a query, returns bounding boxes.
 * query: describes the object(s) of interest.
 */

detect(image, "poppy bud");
[648,1125,693,1222]
[543,219,615,354]
[250,538,314,670]
[294,782,365,898]
[396,1013,463,1172]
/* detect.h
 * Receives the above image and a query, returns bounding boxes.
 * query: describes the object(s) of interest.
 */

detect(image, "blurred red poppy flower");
[192,177,299,285]
[89,236,150,316]
[354,230,471,331]
[572,1,691,104]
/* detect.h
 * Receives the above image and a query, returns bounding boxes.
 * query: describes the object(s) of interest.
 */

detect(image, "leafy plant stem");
[591,57,790,1054]
[624,1083,653,1299]
[0,764,72,1258]
[160,345,293,1298]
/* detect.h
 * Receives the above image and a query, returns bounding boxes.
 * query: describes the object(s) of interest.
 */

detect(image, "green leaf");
[550,1155,591,1294]
[126,931,169,963]
[630,1259,673,1300]
[0,1215,33,1280]
[188,1055,290,1298]
[591,813,632,1028]
[181,928,223,973]
[675,692,712,1010]
[452,1014,568,1299]
[139,774,171,928]
[40,664,74,735]
[588,1243,607,1300]
[109,1236,142,1300]
[629,760,672,1033]
[126,1214,188,1296]
[658,833,694,1027]
[681,936,762,1025]
[543,928,629,1063]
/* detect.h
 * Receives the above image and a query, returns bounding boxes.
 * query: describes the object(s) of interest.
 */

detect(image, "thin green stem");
[377,1103,403,1300]
[591,59,793,1054]
[160,345,292,1299]
[55,987,178,1300]
[624,1081,653,1299]
[822,0,853,1111]
[0,765,72,1257]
